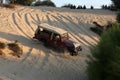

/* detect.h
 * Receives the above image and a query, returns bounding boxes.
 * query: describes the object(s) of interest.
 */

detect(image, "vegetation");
[41,0,56,7]
[88,23,120,80]
[90,26,103,35]
[0,42,5,55]
[117,12,120,23]
[90,6,94,9]
[77,5,82,9]
[62,4,76,9]
[0,50,5,55]
[31,0,56,7]
[15,0,34,5]
[101,4,117,11]
[111,0,120,9]
[62,4,87,9]
[3,4,15,9]
[0,42,6,49]
[83,5,86,9]
[8,42,23,58]
[101,5,110,9]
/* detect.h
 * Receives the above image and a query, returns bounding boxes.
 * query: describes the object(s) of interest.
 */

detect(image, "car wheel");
[70,52,77,56]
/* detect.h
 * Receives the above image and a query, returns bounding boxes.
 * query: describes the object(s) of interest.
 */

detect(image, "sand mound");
[0,6,116,80]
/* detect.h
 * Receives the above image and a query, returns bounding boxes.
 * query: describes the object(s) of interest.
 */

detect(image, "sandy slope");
[0,6,116,80]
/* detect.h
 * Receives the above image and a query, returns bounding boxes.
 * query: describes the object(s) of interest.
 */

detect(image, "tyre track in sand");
[16,7,25,18]
[57,14,98,46]
[50,14,92,47]
[24,13,35,31]
[45,14,90,55]
[11,13,32,38]
[16,12,35,37]
[48,14,90,52]
[12,6,36,35]
[9,13,26,36]
[36,14,41,24]
[29,13,39,24]
[68,15,99,42]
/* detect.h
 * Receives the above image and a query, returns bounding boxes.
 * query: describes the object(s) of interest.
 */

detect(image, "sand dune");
[0,6,116,80]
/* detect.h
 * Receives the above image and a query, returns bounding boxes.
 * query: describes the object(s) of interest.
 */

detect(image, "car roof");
[37,23,68,35]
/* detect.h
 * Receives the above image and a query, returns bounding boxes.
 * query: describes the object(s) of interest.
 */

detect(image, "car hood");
[64,40,80,48]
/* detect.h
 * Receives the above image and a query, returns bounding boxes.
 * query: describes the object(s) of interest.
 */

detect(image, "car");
[33,23,82,56]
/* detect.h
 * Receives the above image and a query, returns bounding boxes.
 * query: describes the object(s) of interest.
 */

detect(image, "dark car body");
[33,23,82,55]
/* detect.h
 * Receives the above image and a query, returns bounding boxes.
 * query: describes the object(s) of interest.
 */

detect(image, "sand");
[0,6,116,80]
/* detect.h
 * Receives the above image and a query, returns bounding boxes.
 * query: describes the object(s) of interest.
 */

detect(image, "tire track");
[17,12,22,18]
[58,14,98,45]
[24,13,35,31]
[12,13,32,38]
[36,14,41,24]
[44,13,90,53]
[51,14,93,47]
[44,15,90,55]
[20,8,31,15]
[16,7,25,18]
[11,13,27,37]
[29,13,39,24]
[16,13,34,36]
[67,15,99,42]
[46,15,53,25]
[49,15,90,52]
[16,13,35,35]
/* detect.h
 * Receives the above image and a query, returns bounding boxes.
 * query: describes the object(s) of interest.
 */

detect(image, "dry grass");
[0,42,6,49]
[4,4,15,9]
[0,3,15,9]
[8,42,23,58]
[0,50,5,55]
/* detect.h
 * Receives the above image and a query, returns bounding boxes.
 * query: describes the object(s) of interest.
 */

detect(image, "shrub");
[83,5,86,9]
[8,42,23,58]
[33,1,41,6]
[62,4,76,9]
[62,4,73,8]
[15,0,34,5]
[0,50,5,55]
[32,0,56,7]
[90,6,94,9]
[77,5,82,9]
[41,1,56,7]
[3,4,15,9]
[87,23,120,80]
[111,0,120,9]
[117,12,120,23]
[90,27,103,35]
[91,21,113,35]
[0,42,6,49]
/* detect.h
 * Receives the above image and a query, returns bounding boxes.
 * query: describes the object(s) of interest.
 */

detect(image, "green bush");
[32,0,56,7]
[15,0,34,5]
[0,50,5,55]
[87,23,120,80]
[41,1,56,7]
[111,0,120,9]
[117,12,120,23]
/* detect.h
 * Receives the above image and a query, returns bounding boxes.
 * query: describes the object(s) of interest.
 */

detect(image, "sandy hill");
[0,6,116,80]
